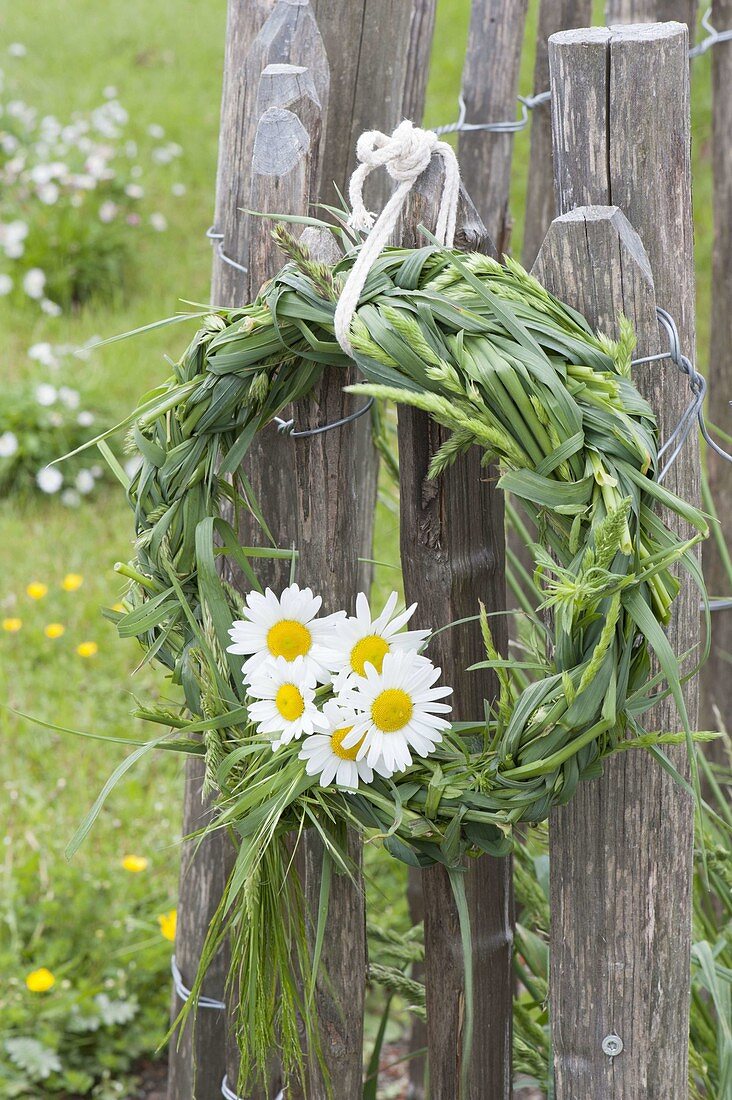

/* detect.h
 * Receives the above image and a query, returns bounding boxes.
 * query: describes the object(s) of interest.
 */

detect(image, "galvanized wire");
[206,224,248,274]
[273,396,374,438]
[434,8,730,139]
[689,6,732,57]
[432,90,550,137]
[631,307,732,482]
[170,953,226,1010]
[221,1077,283,1100]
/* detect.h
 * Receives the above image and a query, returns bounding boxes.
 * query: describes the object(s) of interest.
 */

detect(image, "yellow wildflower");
[44,623,65,639]
[62,573,84,592]
[122,855,149,873]
[26,968,55,993]
[26,582,48,600]
[77,641,98,658]
[2,618,22,633]
[157,909,177,942]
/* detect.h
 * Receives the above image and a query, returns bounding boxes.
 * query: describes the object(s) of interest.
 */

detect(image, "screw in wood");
[601,1034,624,1059]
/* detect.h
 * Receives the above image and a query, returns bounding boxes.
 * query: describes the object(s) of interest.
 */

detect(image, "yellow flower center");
[331,725,364,761]
[267,619,312,661]
[371,688,413,733]
[350,634,390,676]
[275,683,305,722]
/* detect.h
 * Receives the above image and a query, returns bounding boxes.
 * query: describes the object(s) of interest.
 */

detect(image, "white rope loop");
[334,120,461,357]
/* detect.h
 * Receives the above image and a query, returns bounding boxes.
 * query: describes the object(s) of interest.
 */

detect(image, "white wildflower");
[35,383,57,406]
[23,268,46,299]
[36,465,63,493]
[0,431,19,458]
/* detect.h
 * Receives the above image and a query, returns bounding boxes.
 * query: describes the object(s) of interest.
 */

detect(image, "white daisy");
[299,700,385,790]
[327,591,430,689]
[340,650,452,776]
[227,583,343,683]
[247,656,328,747]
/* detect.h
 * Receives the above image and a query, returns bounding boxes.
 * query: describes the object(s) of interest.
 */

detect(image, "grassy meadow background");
[0,0,717,1094]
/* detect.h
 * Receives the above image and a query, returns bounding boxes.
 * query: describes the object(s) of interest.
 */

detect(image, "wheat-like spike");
[368,963,426,1013]
[480,601,514,728]
[348,315,400,366]
[578,591,622,695]
[583,497,632,573]
[381,304,443,367]
[427,430,474,479]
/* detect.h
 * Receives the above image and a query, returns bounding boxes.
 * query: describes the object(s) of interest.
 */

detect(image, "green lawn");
[0,0,717,1095]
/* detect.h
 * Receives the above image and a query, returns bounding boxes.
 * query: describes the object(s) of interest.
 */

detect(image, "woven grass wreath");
[84,217,710,1090]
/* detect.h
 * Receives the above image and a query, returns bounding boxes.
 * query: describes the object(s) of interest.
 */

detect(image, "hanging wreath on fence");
[71,126,712,1094]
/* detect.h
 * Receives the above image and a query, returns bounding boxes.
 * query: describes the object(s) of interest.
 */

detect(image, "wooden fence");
[166,5,726,1099]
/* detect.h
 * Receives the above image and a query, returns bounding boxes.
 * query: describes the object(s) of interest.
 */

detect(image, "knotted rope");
[333,120,461,356]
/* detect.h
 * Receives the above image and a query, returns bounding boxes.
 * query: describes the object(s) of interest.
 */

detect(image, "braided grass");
[94,224,710,1091]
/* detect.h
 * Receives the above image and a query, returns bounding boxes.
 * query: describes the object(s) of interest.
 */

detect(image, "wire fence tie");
[434,11,730,138]
[273,396,374,439]
[171,954,226,1011]
[206,225,248,274]
[689,6,732,57]
[630,306,732,482]
[221,1076,283,1100]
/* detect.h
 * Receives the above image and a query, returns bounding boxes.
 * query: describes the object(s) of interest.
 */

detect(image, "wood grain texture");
[521,0,592,268]
[310,0,420,209]
[213,0,276,261]
[403,0,438,122]
[605,0,698,31]
[168,758,234,1100]
[458,0,529,256]
[287,8,439,1096]
[274,226,365,1100]
[286,7,437,1096]
[700,0,732,745]
[545,22,699,1097]
[225,60,328,1100]
[169,3,281,1095]
[215,0,329,308]
[398,159,514,1100]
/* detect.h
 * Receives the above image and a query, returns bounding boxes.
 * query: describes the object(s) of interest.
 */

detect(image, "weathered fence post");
[457,0,528,256]
[289,5,438,1098]
[605,0,698,31]
[398,166,513,1100]
[522,1,591,269]
[213,0,276,247]
[291,6,438,1097]
[701,0,732,743]
[173,1,438,1096]
[404,0,439,124]
[170,6,328,1099]
[542,22,699,1097]
[227,48,331,1100]
[168,3,288,1094]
